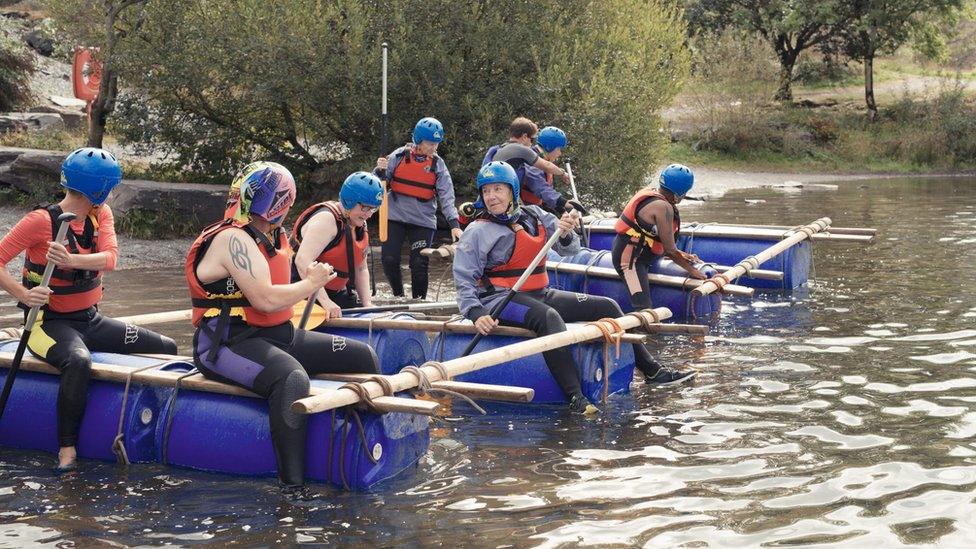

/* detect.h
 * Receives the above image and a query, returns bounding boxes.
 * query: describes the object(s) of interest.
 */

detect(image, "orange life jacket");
[186,219,293,328]
[614,189,680,255]
[482,215,549,292]
[520,171,553,206]
[21,204,103,313]
[389,149,437,201]
[290,201,368,291]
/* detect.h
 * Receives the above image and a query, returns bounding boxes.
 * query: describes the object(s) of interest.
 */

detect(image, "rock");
[28,105,85,130]
[50,95,87,108]
[745,199,766,204]
[0,148,66,196]
[111,179,227,232]
[0,112,65,133]
[23,29,53,57]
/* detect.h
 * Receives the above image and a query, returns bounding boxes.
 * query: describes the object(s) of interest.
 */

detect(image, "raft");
[0,340,429,490]
[584,219,812,290]
[547,249,723,322]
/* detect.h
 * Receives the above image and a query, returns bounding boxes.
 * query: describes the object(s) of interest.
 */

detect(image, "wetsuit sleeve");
[452,227,491,321]
[97,206,119,270]
[522,166,564,210]
[0,210,48,267]
[433,157,460,229]
[539,207,580,256]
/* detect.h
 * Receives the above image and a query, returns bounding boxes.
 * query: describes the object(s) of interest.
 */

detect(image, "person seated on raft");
[612,163,707,311]
[482,117,585,215]
[186,161,381,489]
[290,172,384,317]
[0,147,178,472]
[453,162,696,414]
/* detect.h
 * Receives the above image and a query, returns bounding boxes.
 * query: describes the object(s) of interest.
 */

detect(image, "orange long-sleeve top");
[0,205,118,312]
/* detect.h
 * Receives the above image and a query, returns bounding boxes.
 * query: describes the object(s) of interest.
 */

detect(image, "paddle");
[291,299,458,331]
[565,163,587,247]
[460,210,580,357]
[378,42,390,246]
[0,212,76,420]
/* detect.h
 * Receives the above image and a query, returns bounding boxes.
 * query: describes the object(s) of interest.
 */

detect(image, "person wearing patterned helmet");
[290,171,384,314]
[0,147,178,472]
[374,116,462,299]
[185,161,381,490]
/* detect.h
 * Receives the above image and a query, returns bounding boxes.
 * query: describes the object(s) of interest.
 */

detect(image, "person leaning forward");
[0,147,179,472]
[374,117,462,299]
[186,161,381,490]
[453,162,696,414]
[291,172,384,317]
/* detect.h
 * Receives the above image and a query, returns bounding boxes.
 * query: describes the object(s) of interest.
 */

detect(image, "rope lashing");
[400,362,486,415]
[625,308,661,332]
[584,318,627,403]
[111,362,168,465]
[341,382,380,413]
[161,369,200,465]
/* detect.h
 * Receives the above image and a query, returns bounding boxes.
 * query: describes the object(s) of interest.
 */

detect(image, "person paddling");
[291,172,384,316]
[453,162,695,414]
[612,164,707,311]
[186,161,380,489]
[482,118,584,215]
[374,117,463,299]
[0,147,178,472]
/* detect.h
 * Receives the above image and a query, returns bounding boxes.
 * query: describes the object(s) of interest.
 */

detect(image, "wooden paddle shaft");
[291,307,672,414]
[546,261,754,297]
[693,217,832,296]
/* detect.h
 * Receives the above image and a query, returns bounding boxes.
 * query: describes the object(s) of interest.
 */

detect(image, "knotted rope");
[584,318,628,403]
[401,361,486,415]
[111,362,168,465]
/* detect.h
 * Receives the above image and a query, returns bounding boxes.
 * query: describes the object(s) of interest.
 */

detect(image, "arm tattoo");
[229,235,255,277]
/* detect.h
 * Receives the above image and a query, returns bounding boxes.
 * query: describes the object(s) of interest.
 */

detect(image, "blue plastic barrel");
[547,248,722,322]
[431,331,635,404]
[315,312,430,375]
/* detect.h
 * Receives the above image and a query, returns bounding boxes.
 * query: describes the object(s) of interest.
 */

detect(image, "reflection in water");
[3,177,976,546]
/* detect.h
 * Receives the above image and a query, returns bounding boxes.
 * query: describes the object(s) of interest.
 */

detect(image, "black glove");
[459,202,477,217]
[565,199,588,216]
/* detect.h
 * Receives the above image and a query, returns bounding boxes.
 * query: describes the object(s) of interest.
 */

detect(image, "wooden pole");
[314,373,535,403]
[322,316,664,341]
[291,307,673,414]
[693,217,832,296]
[584,221,871,243]
[692,222,876,236]
[546,261,754,297]
[420,245,456,258]
[0,352,441,416]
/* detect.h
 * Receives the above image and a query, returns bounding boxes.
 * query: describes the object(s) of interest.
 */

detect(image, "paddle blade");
[292,300,327,331]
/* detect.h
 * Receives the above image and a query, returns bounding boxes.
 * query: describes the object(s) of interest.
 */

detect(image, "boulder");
[111,179,226,232]
[0,112,66,133]
[28,105,85,130]
[0,148,66,196]
[23,29,53,57]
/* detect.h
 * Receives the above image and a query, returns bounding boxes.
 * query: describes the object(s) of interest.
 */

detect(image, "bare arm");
[355,260,371,307]
[640,202,704,279]
[293,210,338,279]
[200,228,332,313]
[533,157,567,179]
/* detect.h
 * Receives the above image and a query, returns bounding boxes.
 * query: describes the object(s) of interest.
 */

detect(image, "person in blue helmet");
[0,147,178,472]
[291,172,385,314]
[374,117,462,299]
[482,118,584,215]
[453,162,694,414]
[520,126,582,214]
[612,164,707,313]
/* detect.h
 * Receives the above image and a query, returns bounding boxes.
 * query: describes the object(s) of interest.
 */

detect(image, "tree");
[0,33,35,111]
[835,0,963,119]
[49,0,149,147]
[96,0,688,207]
[686,0,844,101]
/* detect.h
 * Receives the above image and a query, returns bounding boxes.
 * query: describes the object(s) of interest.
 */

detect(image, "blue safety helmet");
[60,147,123,206]
[474,161,521,222]
[339,171,385,210]
[659,164,694,198]
[412,117,444,145]
[537,126,567,153]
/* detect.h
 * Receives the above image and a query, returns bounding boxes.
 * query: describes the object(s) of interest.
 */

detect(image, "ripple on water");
[882,399,969,418]
[864,377,976,393]
[890,329,976,342]
[910,351,976,364]
[786,426,894,450]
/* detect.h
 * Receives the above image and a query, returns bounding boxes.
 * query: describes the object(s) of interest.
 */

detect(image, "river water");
[2,176,975,547]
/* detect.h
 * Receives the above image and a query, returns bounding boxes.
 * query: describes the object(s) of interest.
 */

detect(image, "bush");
[0,32,35,111]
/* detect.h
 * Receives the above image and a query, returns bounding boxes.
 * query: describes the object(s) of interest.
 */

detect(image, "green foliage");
[0,32,35,111]
[76,0,689,210]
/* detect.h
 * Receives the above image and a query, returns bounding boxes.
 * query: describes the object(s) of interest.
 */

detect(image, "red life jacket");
[614,188,680,255]
[21,204,103,313]
[290,201,368,291]
[186,219,293,328]
[482,214,549,292]
[389,149,437,201]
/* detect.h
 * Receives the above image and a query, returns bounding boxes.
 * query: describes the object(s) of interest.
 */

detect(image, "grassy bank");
[668,84,976,176]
